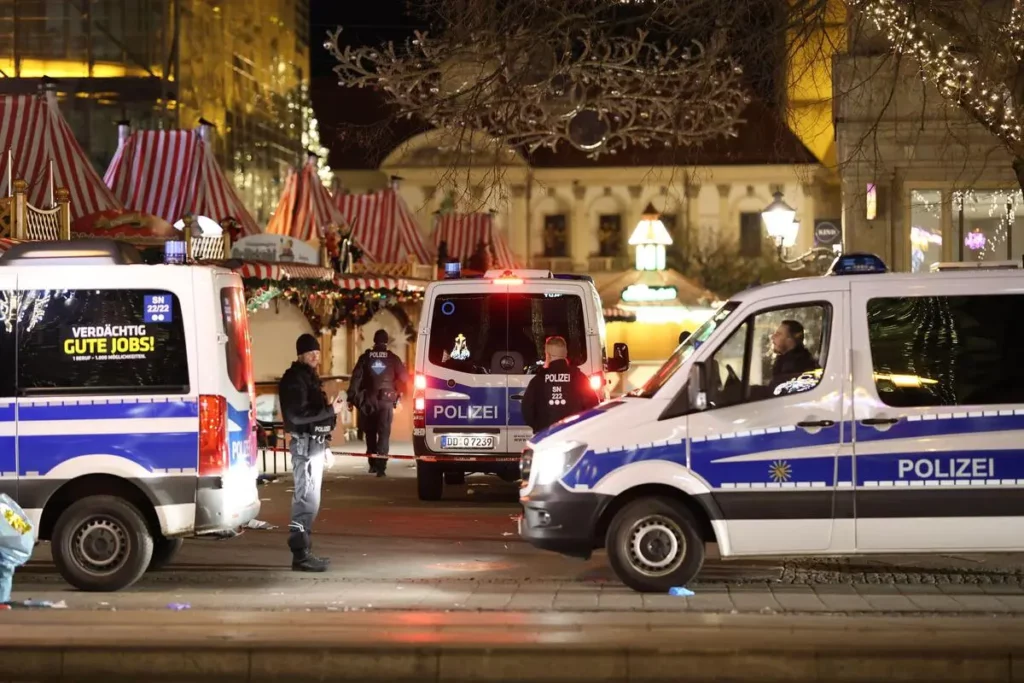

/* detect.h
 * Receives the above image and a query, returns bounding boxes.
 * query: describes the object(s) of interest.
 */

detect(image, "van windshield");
[428,292,588,374]
[631,302,739,398]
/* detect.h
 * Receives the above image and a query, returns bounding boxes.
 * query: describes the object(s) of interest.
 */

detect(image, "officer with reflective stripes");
[521,336,599,434]
[350,329,410,476]
[278,333,344,572]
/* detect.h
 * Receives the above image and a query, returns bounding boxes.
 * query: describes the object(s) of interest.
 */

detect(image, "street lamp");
[760,191,836,269]
[629,202,673,271]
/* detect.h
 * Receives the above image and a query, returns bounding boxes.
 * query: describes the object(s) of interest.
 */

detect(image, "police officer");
[350,329,410,476]
[521,336,600,434]
[278,333,344,572]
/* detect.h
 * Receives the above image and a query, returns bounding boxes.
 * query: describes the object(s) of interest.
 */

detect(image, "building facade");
[834,17,1024,272]
[0,0,313,224]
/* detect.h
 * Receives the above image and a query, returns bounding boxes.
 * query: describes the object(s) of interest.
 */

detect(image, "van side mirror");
[687,361,708,411]
[606,342,630,373]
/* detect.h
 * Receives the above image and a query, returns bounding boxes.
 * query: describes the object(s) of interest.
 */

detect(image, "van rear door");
[215,274,256,472]
[506,281,595,449]
[422,284,511,454]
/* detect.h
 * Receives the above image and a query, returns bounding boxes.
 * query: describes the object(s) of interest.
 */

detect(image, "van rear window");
[220,287,254,396]
[16,289,189,395]
[428,292,587,374]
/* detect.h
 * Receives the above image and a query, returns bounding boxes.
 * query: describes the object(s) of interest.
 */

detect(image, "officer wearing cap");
[350,329,410,476]
[521,336,600,435]
[278,333,344,571]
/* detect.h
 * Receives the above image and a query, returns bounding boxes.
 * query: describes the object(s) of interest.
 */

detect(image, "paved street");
[9,451,1024,615]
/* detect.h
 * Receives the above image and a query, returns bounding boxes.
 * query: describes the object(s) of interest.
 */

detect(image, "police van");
[412,266,630,500]
[0,240,260,592]
[519,253,1024,592]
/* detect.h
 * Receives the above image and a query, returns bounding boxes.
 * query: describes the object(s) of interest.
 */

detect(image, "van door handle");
[797,420,835,428]
[510,394,524,401]
[861,418,899,426]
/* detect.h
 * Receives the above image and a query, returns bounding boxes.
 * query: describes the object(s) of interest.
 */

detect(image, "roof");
[312,79,818,170]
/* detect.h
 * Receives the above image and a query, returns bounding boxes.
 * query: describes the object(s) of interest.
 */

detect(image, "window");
[428,292,587,375]
[0,290,14,398]
[707,304,829,409]
[909,190,942,273]
[866,295,1024,407]
[597,214,622,257]
[17,289,189,395]
[221,287,253,396]
[543,215,569,258]
[634,302,738,398]
[739,212,763,257]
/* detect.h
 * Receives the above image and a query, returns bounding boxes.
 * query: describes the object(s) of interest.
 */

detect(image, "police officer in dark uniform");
[350,329,410,476]
[278,333,344,572]
[521,336,600,435]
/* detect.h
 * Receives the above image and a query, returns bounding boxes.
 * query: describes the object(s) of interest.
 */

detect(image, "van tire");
[148,536,184,571]
[605,497,704,593]
[417,462,444,500]
[51,495,154,592]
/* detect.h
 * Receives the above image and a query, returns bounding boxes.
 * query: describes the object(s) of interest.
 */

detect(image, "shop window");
[543,214,568,258]
[597,214,623,257]
[954,190,1023,264]
[909,190,943,273]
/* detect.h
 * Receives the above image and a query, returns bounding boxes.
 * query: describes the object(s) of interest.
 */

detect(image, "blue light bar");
[552,273,595,282]
[826,252,887,275]
[164,240,186,265]
[444,261,461,279]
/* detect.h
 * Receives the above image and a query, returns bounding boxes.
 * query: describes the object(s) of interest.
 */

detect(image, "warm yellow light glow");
[0,59,162,80]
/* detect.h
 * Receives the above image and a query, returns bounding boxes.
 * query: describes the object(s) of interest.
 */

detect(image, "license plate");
[440,435,495,449]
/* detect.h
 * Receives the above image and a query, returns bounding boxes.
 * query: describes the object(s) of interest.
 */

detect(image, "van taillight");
[199,394,228,475]
[589,373,605,392]
[413,374,426,429]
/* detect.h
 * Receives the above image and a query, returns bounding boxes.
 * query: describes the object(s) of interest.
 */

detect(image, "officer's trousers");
[363,401,394,473]
[287,434,326,557]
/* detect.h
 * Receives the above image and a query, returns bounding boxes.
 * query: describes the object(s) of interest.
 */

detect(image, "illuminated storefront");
[908,189,1024,272]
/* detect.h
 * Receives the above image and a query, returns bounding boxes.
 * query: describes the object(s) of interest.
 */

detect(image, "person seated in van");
[521,336,600,434]
[768,320,819,391]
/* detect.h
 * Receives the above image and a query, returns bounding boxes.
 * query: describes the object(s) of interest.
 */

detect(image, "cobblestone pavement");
[10,454,1024,615]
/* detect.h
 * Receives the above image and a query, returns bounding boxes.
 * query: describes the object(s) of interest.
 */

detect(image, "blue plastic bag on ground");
[0,494,36,603]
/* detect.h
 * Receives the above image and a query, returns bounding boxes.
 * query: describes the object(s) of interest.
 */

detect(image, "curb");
[4,644,1024,682]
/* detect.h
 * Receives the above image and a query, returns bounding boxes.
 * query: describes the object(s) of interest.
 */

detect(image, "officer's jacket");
[279,361,336,435]
[351,344,410,406]
[521,358,600,434]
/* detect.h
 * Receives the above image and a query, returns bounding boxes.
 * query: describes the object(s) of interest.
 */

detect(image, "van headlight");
[532,441,587,486]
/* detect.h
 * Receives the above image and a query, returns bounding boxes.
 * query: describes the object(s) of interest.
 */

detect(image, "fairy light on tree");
[855,0,1024,190]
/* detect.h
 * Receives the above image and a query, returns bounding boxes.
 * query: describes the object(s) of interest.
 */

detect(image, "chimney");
[390,175,402,190]
[38,77,59,106]
[306,149,318,166]
[117,120,131,148]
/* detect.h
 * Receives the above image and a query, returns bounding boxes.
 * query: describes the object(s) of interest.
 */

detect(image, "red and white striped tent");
[229,260,335,282]
[334,187,432,265]
[266,156,356,250]
[0,92,123,221]
[433,212,517,269]
[103,127,259,236]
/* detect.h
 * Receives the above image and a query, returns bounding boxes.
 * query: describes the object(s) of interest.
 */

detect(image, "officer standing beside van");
[279,333,344,572]
[522,336,600,435]
[350,330,410,477]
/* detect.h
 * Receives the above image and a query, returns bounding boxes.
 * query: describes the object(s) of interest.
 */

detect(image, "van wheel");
[606,497,704,593]
[148,536,184,572]
[443,471,465,486]
[51,495,154,592]
[417,462,444,500]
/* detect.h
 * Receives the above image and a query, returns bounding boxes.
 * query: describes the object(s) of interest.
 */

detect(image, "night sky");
[310,1,426,79]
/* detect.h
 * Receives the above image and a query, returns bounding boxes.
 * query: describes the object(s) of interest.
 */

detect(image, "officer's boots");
[292,551,330,572]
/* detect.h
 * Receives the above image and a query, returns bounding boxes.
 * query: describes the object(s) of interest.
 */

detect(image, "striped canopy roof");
[433,212,517,269]
[0,92,122,220]
[334,187,432,265]
[266,157,355,249]
[103,127,259,236]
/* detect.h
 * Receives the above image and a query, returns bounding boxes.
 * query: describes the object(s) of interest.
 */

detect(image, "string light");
[858,0,1023,144]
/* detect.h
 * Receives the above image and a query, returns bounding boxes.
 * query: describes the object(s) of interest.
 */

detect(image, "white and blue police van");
[412,265,630,500]
[520,253,1024,592]
[0,239,260,592]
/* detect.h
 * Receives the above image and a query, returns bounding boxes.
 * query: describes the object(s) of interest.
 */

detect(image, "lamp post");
[760,191,837,269]
[629,203,673,271]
